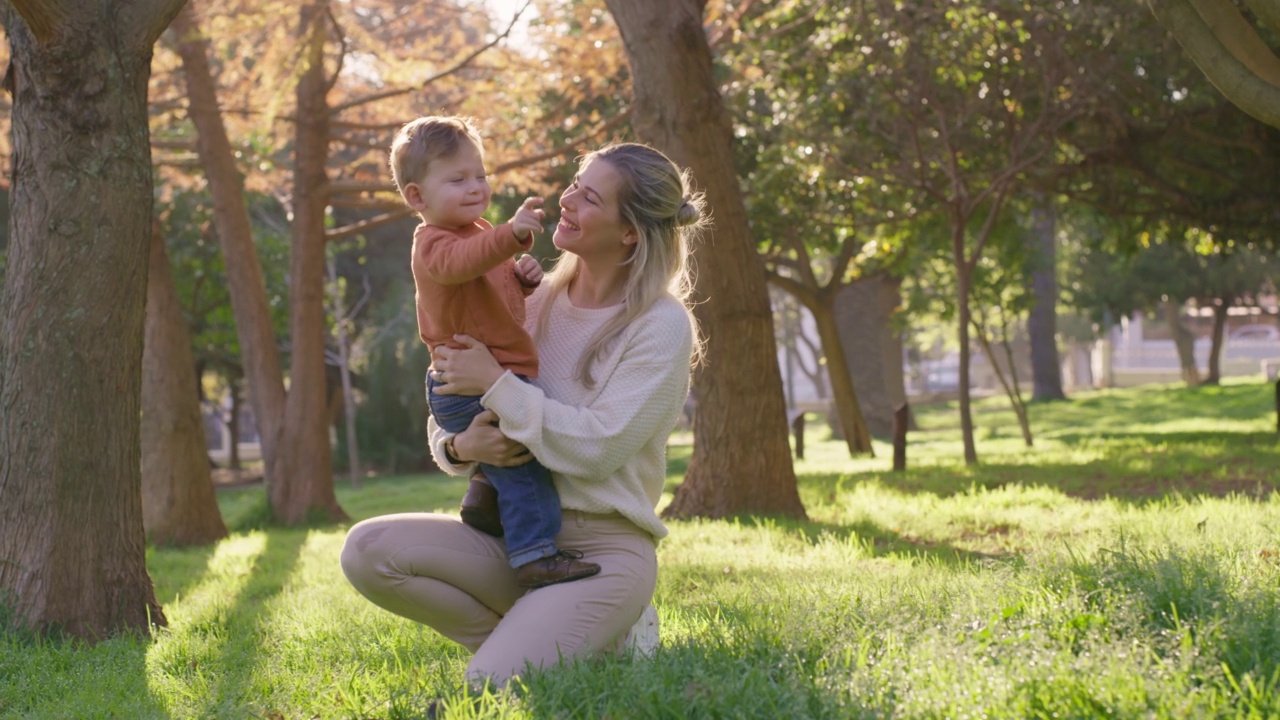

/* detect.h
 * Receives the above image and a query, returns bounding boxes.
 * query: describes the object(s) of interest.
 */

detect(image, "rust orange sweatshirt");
[411,219,539,377]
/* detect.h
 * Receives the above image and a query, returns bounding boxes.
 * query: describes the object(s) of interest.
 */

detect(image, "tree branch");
[325,207,414,242]
[1186,0,1280,86]
[764,270,821,312]
[124,0,189,49]
[328,109,632,197]
[329,0,530,116]
[7,0,72,44]
[1147,0,1280,128]
[967,182,1012,272]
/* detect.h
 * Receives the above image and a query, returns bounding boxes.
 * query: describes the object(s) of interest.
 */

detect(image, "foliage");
[1068,228,1280,323]
[160,189,291,385]
[350,280,434,474]
[1060,0,1280,253]
[5,380,1280,717]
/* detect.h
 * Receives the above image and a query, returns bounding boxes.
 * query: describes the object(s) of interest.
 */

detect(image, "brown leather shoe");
[459,477,503,537]
[515,550,601,589]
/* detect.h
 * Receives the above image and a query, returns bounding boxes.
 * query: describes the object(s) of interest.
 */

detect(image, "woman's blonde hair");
[536,143,707,385]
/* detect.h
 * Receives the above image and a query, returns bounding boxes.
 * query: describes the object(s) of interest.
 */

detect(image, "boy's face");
[405,140,492,229]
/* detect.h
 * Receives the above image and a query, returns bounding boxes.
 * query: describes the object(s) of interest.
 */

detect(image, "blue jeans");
[427,373,561,568]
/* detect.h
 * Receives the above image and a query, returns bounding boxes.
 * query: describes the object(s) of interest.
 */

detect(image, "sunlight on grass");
[5,380,1280,718]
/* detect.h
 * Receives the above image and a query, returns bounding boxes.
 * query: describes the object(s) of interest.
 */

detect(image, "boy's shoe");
[623,604,660,657]
[459,478,503,537]
[515,550,601,589]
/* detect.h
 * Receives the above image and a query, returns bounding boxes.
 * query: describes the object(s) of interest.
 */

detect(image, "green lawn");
[4,379,1280,718]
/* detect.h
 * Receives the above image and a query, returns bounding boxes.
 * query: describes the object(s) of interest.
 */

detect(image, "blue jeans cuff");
[507,541,557,569]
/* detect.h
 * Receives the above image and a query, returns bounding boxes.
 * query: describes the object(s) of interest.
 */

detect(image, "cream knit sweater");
[428,285,693,541]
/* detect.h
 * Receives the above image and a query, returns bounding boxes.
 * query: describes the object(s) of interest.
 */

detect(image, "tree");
[0,0,185,637]
[1146,0,1280,129]
[1026,195,1067,401]
[604,0,806,519]
[167,3,341,524]
[728,1,931,449]
[142,222,228,546]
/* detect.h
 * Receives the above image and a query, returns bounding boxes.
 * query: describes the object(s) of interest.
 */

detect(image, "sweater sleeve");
[426,415,478,477]
[480,302,692,480]
[416,222,530,285]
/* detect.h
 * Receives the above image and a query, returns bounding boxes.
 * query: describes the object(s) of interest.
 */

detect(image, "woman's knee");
[340,519,388,588]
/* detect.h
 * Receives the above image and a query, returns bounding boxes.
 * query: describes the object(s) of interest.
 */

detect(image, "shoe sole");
[520,565,601,590]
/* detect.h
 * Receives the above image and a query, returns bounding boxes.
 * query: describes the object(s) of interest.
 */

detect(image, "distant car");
[1228,324,1280,342]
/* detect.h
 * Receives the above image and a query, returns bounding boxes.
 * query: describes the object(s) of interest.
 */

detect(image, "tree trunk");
[836,275,909,438]
[271,1,346,524]
[142,225,228,547]
[810,302,873,456]
[955,230,979,465]
[171,3,345,523]
[329,259,361,488]
[972,320,1034,448]
[0,3,183,638]
[227,375,242,470]
[170,3,286,486]
[1027,197,1066,401]
[606,0,804,519]
[1205,299,1229,385]
[877,277,916,432]
[1162,299,1201,385]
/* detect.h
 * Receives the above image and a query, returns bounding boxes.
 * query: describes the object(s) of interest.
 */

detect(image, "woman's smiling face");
[554,158,636,260]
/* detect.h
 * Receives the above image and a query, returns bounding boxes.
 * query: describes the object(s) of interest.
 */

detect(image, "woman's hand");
[430,335,506,396]
[451,410,534,467]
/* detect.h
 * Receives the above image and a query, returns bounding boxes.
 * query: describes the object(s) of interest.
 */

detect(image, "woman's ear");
[621,225,639,246]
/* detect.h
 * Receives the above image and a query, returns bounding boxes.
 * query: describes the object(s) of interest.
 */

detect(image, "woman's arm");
[427,409,533,473]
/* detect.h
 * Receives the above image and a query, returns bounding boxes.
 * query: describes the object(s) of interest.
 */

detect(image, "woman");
[340,142,706,686]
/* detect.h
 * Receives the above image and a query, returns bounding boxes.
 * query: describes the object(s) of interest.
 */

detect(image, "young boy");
[390,116,600,589]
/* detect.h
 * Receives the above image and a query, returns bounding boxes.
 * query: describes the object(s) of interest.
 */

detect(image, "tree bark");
[142,225,228,547]
[1027,198,1066,401]
[0,2,181,638]
[605,0,804,519]
[270,1,346,523]
[1162,299,1202,385]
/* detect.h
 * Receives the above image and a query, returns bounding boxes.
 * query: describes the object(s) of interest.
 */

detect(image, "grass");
[3,378,1280,718]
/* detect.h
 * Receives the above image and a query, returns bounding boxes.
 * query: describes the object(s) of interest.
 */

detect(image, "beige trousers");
[340,509,657,685]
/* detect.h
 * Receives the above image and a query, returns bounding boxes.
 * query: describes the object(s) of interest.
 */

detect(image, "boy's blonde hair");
[389,116,484,197]
[536,143,707,385]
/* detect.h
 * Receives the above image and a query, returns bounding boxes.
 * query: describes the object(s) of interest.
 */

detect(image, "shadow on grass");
[731,514,1007,565]
[0,620,168,718]
[518,637,851,720]
[191,528,308,718]
[793,434,1279,506]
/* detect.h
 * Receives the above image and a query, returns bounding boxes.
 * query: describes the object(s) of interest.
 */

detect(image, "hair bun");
[675,197,702,227]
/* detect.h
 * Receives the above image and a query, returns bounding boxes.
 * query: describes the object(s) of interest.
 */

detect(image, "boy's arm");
[510,197,545,243]
[514,254,542,297]
[415,222,531,285]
